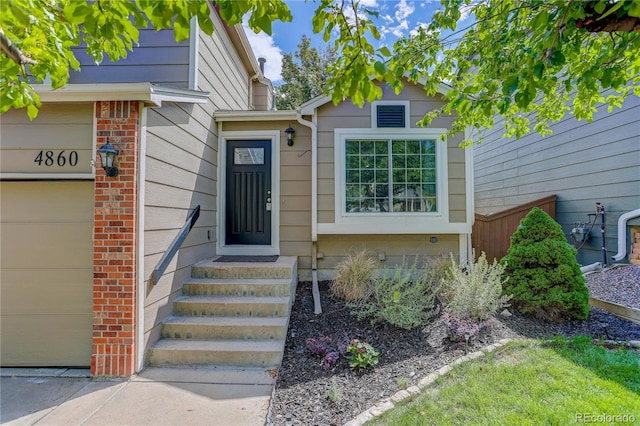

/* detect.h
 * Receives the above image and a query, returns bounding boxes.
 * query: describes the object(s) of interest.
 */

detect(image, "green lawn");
[370,338,640,425]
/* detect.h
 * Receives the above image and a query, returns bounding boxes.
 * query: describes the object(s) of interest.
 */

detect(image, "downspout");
[612,208,640,262]
[296,111,322,314]
[248,59,266,110]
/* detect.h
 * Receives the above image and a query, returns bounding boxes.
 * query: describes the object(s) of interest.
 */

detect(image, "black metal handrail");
[150,205,200,286]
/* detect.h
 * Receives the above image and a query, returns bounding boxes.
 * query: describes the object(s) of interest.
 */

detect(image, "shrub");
[501,207,589,321]
[330,249,377,302]
[351,257,438,330]
[345,339,379,370]
[440,252,511,322]
[424,256,455,303]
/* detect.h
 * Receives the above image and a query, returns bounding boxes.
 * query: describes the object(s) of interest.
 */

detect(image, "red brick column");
[92,101,139,377]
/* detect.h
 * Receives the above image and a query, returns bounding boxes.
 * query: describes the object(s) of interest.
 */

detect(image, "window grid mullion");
[387,139,393,203]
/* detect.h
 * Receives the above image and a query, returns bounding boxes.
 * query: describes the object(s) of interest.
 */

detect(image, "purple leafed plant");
[306,336,333,356]
[306,332,353,369]
[322,352,340,369]
[442,313,482,342]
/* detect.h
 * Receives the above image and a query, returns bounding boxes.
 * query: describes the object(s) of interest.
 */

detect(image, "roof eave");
[299,77,453,115]
[33,83,209,107]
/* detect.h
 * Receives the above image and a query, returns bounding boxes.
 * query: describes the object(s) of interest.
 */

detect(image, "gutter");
[612,208,640,262]
[34,83,209,106]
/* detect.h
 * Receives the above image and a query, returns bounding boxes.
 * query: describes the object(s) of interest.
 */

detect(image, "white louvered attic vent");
[376,104,406,128]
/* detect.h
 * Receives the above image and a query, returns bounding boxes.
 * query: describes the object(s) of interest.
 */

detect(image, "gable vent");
[376,104,406,128]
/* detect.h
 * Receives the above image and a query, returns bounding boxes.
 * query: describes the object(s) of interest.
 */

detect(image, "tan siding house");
[1,14,474,375]
[217,80,474,279]
[0,10,273,374]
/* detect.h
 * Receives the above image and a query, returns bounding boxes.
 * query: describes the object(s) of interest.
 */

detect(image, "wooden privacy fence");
[472,195,557,262]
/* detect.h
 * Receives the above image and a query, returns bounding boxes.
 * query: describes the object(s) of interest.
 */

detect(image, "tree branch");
[576,3,640,32]
[0,28,38,72]
[0,28,37,69]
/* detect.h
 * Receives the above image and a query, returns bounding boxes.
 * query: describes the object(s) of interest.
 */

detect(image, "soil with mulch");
[267,265,640,426]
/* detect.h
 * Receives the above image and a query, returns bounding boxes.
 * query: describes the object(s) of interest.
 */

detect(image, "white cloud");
[243,25,284,83]
[360,0,379,8]
[380,0,414,40]
[409,21,431,37]
[391,20,409,37]
[395,0,415,20]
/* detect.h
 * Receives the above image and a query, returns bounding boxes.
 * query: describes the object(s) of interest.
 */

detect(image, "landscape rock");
[423,317,449,348]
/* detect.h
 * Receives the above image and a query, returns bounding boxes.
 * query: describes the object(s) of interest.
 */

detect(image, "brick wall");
[92,101,139,377]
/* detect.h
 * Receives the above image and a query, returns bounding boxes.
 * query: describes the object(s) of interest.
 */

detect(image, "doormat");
[213,255,279,263]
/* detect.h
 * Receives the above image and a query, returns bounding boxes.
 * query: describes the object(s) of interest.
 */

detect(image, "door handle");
[266,197,272,211]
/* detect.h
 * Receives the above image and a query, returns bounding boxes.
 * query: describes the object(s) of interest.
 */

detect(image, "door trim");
[218,130,280,255]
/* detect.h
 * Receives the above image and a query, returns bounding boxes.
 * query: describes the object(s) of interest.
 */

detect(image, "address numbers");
[34,150,79,167]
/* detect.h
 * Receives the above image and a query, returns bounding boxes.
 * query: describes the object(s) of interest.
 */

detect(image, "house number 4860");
[34,150,79,167]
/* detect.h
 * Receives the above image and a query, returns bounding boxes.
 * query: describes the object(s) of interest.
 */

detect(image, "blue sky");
[245,0,472,84]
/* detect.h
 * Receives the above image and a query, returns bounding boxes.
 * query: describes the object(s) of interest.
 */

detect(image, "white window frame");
[371,100,410,129]
[325,127,451,234]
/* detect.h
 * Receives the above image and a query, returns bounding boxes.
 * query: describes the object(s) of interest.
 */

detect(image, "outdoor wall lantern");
[97,139,119,177]
[285,125,295,147]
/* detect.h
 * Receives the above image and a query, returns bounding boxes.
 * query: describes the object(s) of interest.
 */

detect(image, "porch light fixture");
[285,125,295,146]
[97,139,119,177]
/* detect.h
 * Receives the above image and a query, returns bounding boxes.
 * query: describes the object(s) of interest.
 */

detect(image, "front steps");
[147,256,297,369]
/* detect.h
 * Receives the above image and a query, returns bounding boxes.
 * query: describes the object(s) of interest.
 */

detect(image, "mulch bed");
[268,266,640,426]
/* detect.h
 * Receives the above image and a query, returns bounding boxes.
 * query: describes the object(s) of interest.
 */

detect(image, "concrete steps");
[183,278,293,297]
[147,339,285,367]
[147,256,297,369]
[160,316,288,340]
[173,295,290,317]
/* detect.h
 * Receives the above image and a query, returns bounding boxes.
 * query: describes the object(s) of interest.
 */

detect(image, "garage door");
[0,181,94,366]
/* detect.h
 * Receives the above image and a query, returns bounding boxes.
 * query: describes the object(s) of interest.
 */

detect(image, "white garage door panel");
[0,181,93,367]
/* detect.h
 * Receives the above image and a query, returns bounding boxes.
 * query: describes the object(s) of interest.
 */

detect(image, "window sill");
[317,219,471,235]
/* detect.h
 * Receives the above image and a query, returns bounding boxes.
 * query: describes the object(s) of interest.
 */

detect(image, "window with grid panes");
[344,139,437,213]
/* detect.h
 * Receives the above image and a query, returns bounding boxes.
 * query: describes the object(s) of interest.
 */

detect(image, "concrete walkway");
[1,367,275,426]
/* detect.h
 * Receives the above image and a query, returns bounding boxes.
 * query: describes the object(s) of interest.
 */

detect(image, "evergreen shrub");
[501,207,589,321]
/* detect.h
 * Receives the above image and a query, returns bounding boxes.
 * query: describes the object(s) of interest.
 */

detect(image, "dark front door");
[226,140,272,245]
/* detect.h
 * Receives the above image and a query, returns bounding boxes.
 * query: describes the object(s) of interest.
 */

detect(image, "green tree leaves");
[0,0,291,118]
[275,35,336,110]
[2,0,638,140]
[404,0,637,143]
